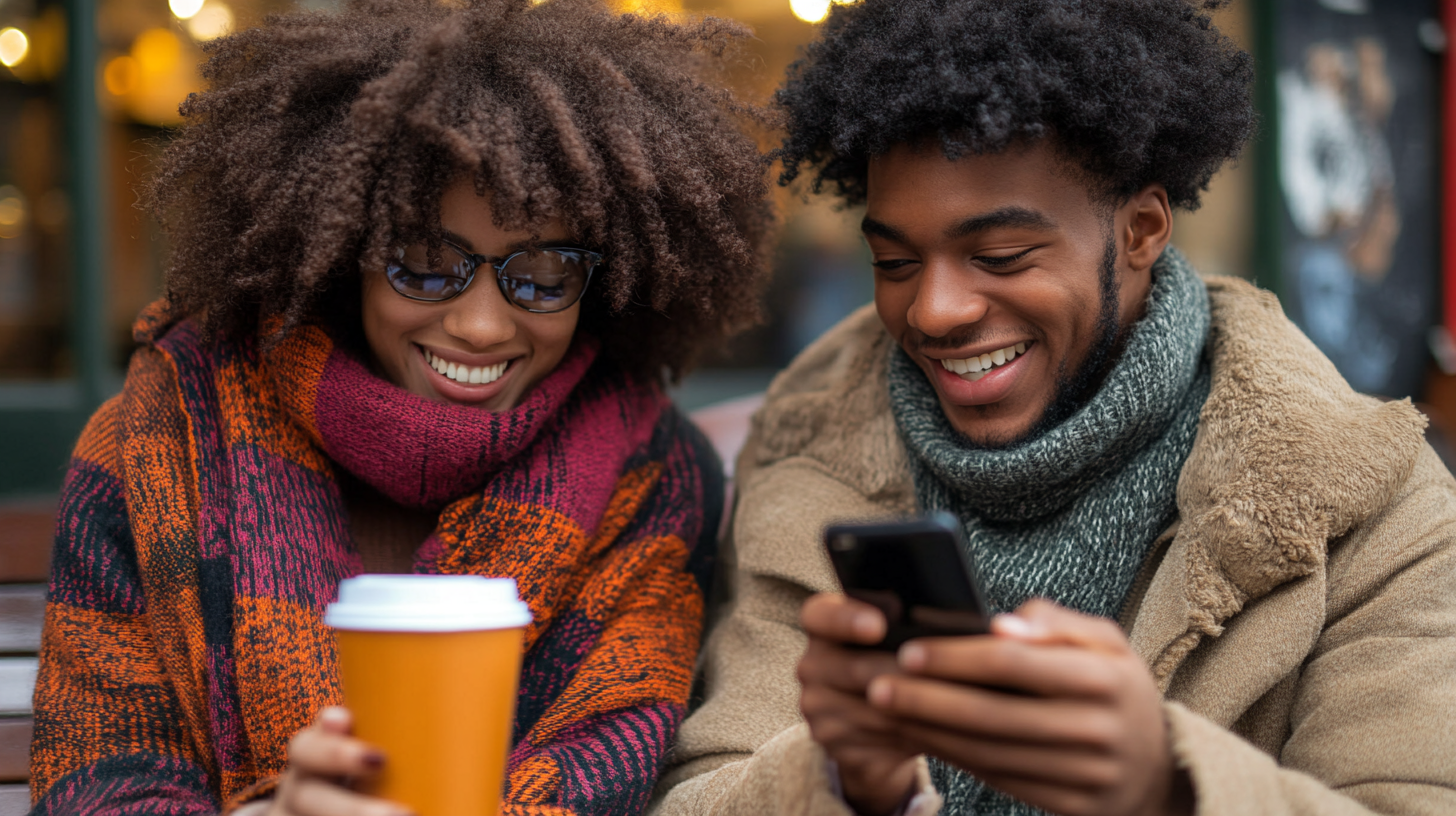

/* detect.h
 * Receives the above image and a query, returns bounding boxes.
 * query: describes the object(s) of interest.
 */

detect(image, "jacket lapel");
[1131,276,1426,688]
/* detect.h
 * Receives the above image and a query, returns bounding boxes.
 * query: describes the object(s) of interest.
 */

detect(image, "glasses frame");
[387,239,602,313]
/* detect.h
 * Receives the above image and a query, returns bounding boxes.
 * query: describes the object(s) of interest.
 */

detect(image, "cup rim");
[325,574,533,632]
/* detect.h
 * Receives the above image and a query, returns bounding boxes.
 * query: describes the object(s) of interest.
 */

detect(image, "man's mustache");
[916,328,1034,353]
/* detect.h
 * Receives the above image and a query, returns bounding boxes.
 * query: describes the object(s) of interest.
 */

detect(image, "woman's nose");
[906,262,990,338]
[440,275,518,349]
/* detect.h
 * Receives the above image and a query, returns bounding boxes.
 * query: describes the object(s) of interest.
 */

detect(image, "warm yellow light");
[170,0,205,20]
[0,186,26,240]
[0,28,28,68]
[104,54,138,96]
[187,2,233,41]
[611,0,682,12]
[132,28,182,74]
[790,0,831,23]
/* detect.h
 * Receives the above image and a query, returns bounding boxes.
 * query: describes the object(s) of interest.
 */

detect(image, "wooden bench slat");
[0,719,30,783]
[0,784,28,816]
[0,504,53,584]
[0,661,36,718]
[0,587,44,655]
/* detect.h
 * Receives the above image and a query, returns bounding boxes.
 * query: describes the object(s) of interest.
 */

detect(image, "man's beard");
[970,232,1125,450]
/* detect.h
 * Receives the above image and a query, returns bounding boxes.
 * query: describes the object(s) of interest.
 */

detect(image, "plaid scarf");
[30,305,719,816]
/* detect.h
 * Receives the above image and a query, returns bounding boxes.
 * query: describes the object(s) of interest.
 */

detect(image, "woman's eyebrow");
[441,230,576,256]
[441,229,476,252]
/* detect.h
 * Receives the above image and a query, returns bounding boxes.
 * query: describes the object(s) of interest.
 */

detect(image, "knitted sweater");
[30,312,722,816]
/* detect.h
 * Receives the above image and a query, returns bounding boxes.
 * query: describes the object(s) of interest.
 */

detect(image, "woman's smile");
[416,345,521,404]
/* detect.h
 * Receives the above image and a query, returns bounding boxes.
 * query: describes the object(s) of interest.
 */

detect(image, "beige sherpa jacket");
[650,276,1456,816]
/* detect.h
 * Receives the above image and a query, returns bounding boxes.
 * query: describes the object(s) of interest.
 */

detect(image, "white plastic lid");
[325,575,532,632]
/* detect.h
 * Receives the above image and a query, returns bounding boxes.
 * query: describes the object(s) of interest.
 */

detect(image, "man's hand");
[798,594,922,816]
[865,599,1191,816]
[243,707,413,816]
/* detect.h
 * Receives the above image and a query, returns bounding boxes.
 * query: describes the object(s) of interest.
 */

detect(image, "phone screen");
[824,512,990,649]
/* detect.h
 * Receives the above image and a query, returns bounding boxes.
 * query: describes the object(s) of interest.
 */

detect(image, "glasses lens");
[499,249,595,312]
[385,243,473,301]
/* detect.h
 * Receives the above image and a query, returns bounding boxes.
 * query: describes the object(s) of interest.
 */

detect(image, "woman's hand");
[866,599,1192,816]
[243,707,413,816]
[798,593,921,816]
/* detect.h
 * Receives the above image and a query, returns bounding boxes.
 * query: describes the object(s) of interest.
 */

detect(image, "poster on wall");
[1274,0,1440,399]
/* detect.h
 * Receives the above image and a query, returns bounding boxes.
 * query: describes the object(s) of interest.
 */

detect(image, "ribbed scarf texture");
[887,248,1212,815]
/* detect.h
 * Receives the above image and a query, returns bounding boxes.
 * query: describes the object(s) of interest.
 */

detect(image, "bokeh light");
[0,28,29,68]
[170,0,205,20]
[104,55,139,97]
[123,27,201,125]
[789,0,830,24]
[612,0,683,12]
[132,28,182,75]
[187,2,234,41]
[0,186,27,241]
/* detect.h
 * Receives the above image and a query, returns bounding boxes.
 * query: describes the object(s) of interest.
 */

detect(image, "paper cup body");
[326,575,531,816]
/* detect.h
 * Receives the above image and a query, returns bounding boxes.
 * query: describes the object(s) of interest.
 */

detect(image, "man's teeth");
[938,342,1027,382]
[424,349,508,385]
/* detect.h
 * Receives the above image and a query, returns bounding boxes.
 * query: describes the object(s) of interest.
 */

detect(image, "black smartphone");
[823,511,991,650]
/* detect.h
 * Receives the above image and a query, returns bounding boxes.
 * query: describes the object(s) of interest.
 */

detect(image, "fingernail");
[320,706,349,725]
[994,614,1044,639]
[867,677,893,707]
[362,749,386,769]
[898,642,926,670]
[853,611,880,640]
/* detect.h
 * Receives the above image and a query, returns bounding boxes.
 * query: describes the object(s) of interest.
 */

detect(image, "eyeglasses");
[384,239,602,313]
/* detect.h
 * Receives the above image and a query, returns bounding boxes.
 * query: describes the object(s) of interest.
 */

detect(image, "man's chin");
[942,401,1047,451]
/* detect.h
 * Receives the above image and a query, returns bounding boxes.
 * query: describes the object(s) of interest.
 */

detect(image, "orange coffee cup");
[326,575,532,816]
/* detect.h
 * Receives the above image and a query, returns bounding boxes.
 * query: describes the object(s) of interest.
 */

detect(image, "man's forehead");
[863,143,1098,234]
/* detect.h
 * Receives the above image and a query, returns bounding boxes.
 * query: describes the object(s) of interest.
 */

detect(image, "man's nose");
[905,262,990,338]
[440,274,518,349]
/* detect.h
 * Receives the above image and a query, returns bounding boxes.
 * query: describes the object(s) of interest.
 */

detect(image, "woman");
[29,1,773,813]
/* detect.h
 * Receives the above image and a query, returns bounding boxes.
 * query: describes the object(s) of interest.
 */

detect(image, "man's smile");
[935,341,1030,382]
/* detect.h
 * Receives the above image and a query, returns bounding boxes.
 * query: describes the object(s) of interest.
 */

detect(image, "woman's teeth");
[424,349,508,385]
[938,342,1027,382]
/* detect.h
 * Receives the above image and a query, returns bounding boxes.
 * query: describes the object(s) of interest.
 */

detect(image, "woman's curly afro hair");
[775,0,1254,210]
[149,0,775,381]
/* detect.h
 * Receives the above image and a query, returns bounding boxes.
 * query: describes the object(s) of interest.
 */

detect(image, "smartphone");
[823,511,991,650]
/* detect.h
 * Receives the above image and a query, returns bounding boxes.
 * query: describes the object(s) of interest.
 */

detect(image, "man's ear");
[1122,185,1173,273]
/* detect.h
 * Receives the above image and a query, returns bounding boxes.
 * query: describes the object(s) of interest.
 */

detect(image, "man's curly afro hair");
[148,0,775,382]
[775,0,1254,210]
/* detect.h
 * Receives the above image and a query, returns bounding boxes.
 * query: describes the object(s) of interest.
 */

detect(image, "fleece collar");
[1141,276,1426,679]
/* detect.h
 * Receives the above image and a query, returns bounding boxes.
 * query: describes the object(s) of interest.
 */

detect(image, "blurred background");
[0,0,1451,498]
[0,4,1449,804]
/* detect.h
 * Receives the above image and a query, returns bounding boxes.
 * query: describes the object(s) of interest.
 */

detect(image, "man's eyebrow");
[860,207,1057,244]
[860,216,909,243]
[947,207,1057,239]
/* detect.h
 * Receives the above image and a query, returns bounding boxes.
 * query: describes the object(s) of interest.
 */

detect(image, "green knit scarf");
[887,248,1211,816]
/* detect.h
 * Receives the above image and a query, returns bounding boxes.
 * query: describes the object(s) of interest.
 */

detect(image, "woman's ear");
[1122,185,1173,274]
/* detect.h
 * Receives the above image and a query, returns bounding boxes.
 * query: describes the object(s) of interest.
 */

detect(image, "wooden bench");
[0,499,51,816]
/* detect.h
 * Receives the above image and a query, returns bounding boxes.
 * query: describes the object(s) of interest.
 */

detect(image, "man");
[650,1,1456,815]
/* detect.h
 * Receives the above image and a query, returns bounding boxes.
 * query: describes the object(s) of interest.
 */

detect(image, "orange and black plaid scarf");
[30,307,720,815]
